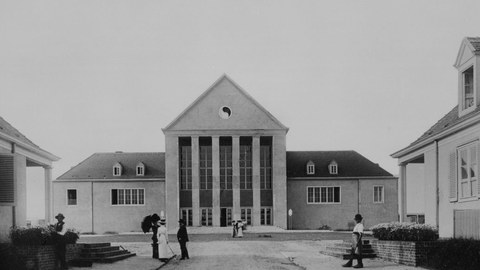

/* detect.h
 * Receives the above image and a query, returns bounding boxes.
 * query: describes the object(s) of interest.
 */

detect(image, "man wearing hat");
[177,219,189,260]
[54,213,68,269]
[342,214,364,268]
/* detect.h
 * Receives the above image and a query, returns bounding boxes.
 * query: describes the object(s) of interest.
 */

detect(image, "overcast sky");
[1,1,480,219]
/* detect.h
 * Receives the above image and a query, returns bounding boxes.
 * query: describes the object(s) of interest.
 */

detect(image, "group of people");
[156,217,190,261]
[231,219,245,238]
[52,212,366,269]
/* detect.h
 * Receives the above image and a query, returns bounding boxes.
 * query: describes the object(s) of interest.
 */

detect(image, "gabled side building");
[54,75,398,233]
[392,37,480,239]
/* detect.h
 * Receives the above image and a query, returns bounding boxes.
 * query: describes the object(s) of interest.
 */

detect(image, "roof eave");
[0,132,60,161]
[391,112,480,158]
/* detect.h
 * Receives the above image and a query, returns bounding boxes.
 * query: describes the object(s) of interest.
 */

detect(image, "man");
[342,214,364,268]
[54,213,68,270]
[177,219,189,260]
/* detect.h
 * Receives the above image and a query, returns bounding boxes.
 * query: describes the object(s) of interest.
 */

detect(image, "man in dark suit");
[54,213,68,270]
[177,219,189,260]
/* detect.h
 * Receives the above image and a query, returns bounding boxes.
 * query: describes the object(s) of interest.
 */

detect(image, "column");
[232,136,240,220]
[165,135,179,232]
[44,166,53,223]
[192,136,200,226]
[252,136,261,226]
[272,134,287,229]
[212,136,220,226]
[398,163,407,222]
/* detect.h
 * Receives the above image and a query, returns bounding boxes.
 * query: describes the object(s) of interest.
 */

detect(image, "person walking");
[53,213,68,270]
[177,219,189,260]
[342,214,364,268]
[157,218,169,262]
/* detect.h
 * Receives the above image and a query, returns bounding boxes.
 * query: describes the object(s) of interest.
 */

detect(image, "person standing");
[54,213,68,270]
[177,219,189,260]
[236,220,244,238]
[232,220,237,238]
[342,214,364,268]
[157,218,169,262]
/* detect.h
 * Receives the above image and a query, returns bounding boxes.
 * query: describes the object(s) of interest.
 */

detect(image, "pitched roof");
[57,152,165,180]
[286,151,393,178]
[0,116,59,161]
[163,74,288,131]
[467,37,480,52]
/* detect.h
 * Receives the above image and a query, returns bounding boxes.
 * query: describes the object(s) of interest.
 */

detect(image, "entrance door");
[220,208,232,227]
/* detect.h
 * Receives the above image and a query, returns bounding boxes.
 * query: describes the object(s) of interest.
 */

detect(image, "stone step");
[81,249,129,259]
[81,246,120,253]
[95,252,136,263]
[325,246,375,254]
[81,243,111,248]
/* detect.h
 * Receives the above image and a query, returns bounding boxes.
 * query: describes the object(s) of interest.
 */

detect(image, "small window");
[136,162,145,176]
[457,142,478,199]
[329,161,338,175]
[113,163,122,176]
[373,186,384,203]
[463,66,474,110]
[67,189,77,205]
[306,161,315,175]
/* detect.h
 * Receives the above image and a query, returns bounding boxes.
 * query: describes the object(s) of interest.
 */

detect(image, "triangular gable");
[454,38,477,68]
[163,74,288,132]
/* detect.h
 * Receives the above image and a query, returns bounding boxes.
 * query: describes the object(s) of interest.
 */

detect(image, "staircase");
[71,243,135,266]
[320,239,376,260]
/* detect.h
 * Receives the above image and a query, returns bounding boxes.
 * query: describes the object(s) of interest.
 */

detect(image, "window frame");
[180,208,193,226]
[200,207,213,226]
[306,161,315,175]
[136,163,145,176]
[307,186,341,204]
[328,161,338,175]
[462,66,475,112]
[260,207,272,225]
[373,185,384,203]
[240,208,252,225]
[113,163,122,176]
[111,188,145,206]
[457,141,478,201]
[66,189,77,206]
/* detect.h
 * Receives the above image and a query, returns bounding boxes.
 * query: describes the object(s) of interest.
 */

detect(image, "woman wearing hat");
[157,218,169,262]
[342,214,364,268]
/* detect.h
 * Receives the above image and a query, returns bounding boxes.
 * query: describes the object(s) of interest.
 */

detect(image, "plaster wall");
[53,180,164,234]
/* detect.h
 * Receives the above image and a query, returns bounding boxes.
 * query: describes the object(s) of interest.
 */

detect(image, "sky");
[1,0,480,219]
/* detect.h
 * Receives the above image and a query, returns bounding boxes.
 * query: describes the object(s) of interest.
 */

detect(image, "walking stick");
[167,243,176,256]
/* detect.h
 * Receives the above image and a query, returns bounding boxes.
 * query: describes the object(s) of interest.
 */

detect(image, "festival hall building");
[54,75,397,233]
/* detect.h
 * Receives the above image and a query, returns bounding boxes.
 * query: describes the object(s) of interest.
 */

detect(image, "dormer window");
[463,66,474,110]
[113,163,122,176]
[136,162,145,176]
[329,161,338,175]
[306,161,315,175]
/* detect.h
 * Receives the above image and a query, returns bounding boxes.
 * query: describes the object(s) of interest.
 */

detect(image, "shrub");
[9,226,79,246]
[318,224,331,230]
[370,222,438,241]
[426,238,480,270]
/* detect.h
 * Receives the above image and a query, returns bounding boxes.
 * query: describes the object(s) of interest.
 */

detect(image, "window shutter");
[449,151,458,202]
[0,155,14,203]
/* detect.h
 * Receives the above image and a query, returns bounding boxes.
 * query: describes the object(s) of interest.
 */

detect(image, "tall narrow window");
[260,143,272,189]
[373,186,384,203]
[260,207,272,225]
[180,208,193,226]
[306,161,315,175]
[67,189,77,205]
[220,137,232,190]
[463,67,474,110]
[458,142,478,199]
[200,138,212,190]
[240,137,252,190]
[180,138,192,190]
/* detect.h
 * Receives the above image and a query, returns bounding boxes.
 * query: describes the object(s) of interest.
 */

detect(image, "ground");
[71,230,422,270]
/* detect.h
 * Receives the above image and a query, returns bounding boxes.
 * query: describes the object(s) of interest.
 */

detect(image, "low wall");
[371,240,439,267]
[13,244,82,270]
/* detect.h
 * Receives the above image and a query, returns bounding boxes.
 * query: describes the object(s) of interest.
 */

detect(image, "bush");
[426,238,480,270]
[9,226,79,246]
[370,222,438,241]
[318,224,331,230]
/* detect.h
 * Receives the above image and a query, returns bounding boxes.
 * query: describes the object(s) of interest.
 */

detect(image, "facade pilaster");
[44,166,53,223]
[232,136,240,220]
[272,134,287,228]
[399,164,407,222]
[165,135,179,231]
[191,136,200,226]
[252,136,261,226]
[212,136,220,226]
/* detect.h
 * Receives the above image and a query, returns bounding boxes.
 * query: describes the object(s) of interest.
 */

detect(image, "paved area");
[71,238,423,270]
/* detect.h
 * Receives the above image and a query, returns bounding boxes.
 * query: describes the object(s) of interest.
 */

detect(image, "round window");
[218,106,232,119]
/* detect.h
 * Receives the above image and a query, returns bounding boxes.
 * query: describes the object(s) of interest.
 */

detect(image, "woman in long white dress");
[157,218,169,262]
[236,220,244,238]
